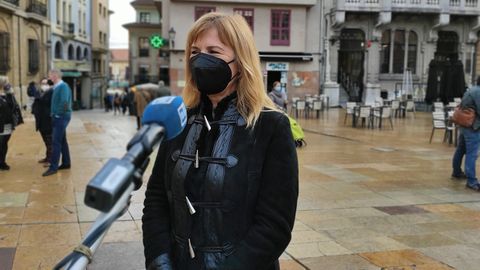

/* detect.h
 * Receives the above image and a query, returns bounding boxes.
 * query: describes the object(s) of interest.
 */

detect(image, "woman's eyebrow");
[206,45,225,51]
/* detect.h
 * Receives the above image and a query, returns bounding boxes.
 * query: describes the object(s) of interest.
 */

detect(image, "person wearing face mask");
[0,77,23,170]
[142,13,298,270]
[32,78,54,165]
[268,81,288,111]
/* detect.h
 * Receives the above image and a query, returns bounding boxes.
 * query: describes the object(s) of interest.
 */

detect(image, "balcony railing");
[26,0,47,17]
[3,0,19,6]
[339,0,479,14]
[63,22,75,35]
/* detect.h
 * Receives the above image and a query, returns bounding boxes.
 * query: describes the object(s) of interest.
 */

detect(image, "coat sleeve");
[142,143,173,268]
[222,114,299,269]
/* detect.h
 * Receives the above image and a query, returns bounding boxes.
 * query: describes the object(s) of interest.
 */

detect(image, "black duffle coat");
[142,94,299,270]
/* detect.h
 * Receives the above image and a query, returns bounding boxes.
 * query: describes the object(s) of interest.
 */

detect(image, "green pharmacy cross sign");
[150,35,165,49]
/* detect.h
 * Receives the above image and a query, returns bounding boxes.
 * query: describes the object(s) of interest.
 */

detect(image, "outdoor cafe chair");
[391,100,401,117]
[290,97,300,115]
[429,111,448,143]
[344,102,357,125]
[355,105,373,128]
[373,106,393,129]
[295,99,307,118]
[401,100,416,117]
[433,102,444,112]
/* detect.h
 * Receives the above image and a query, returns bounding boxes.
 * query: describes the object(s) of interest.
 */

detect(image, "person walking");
[42,70,72,177]
[113,93,121,115]
[452,76,480,191]
[0,77,23,170]
[33,78,53,166]
[142,13,298,270]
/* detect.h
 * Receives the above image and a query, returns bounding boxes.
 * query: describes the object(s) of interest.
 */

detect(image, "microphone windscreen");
[142,96,187,140]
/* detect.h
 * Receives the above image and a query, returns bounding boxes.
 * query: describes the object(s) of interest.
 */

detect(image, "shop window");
[234,8,254,32]
[0,32,9,74]
[195,6,215,21]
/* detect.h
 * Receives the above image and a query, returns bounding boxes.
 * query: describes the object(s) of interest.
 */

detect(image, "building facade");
[49,0,92,109]
[123,0,167,86]
[109,48,129,84]
[323,0,480,106]
[150,0,320,96]
[91,0,111,108]
[0,0,50,107]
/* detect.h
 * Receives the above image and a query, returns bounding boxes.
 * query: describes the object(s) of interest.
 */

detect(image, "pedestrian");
[268,81,288,111]
[27,81,37,113]
[142,13,298,270]
[42,70,72,177]
[0,77,23,170]
[121,87,129,115]
[113,93,121,115]
[103,94,110,112]
[32,78,53,166]
[452,76,480,191]
[158,80,171,97]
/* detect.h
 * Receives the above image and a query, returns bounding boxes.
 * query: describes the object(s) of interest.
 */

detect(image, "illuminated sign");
[150,35,165,48]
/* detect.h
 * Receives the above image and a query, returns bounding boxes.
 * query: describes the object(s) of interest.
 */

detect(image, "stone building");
[0,0,50,107]
[91,0,112,108]
[109,48,129,84]
[152,0,320,96]
[323,0,480,105]
[123,0,167,86]
[49,0,92,109]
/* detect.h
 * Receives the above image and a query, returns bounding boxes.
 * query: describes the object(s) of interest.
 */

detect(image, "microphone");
[84,96,187,212]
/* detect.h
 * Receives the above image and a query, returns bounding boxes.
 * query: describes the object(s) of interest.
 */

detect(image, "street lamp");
[168,27,176,49]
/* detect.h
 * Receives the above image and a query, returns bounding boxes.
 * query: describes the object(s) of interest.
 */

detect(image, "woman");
[142,13,298,270]
[268,81,288,111]
[32,78,53,165]
[0,77,23,170]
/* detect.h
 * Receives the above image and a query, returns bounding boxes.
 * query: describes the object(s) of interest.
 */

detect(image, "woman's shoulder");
[257,109,290,131]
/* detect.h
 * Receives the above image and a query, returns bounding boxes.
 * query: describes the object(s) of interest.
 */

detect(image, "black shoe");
[0,163,10,170]
[451,172,467,180]
[466,183,480,192]
[38,158,49,164]
[42,169,57,177]
[58,164,71,170]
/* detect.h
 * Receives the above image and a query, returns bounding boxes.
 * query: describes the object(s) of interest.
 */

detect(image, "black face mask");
[47,79,54,86]
[189,53,237,95]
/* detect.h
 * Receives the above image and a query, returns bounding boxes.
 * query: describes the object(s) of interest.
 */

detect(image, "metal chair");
[295,100,306,118]
[373,106,393,129]
[429,111,448,143]
[355,106,373,128]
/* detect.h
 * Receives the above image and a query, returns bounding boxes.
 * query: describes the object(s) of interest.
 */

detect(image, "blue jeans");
[452,127,480,186]
[49,115,71,171]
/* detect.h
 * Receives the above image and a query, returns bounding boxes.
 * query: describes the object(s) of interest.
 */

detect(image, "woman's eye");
[191,50,199,55]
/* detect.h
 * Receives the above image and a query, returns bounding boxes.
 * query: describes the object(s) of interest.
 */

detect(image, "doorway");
[267,71,281,92]
[338,29,365,102]
[159,67,170,86]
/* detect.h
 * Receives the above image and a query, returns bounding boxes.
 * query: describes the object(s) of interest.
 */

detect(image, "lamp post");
[168,27,176,49]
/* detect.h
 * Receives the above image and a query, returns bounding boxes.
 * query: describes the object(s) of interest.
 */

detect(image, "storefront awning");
[62,71,82,77]
[259,52,314,62]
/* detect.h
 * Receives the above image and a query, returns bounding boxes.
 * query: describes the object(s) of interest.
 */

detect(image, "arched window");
[54,41,63,59]
[68,44,74,60]
[83,48,88,60]
[393,30,406,74]
[76,46,82,60]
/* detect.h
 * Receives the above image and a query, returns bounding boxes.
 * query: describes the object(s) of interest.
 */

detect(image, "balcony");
[3,0,19,6]
[63,22,75,36]
[26,0,47,17]
[336,0,479,15]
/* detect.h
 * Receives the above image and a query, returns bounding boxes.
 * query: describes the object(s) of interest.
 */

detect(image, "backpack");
[288,116,306,147]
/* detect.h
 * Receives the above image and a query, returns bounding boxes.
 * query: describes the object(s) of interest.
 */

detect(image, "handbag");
[452,106,475,128]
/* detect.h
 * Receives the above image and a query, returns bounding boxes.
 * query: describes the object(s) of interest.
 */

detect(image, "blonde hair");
[182,12,278,127]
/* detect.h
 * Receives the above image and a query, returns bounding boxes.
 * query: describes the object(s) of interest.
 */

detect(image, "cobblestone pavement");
[1,108,479,269]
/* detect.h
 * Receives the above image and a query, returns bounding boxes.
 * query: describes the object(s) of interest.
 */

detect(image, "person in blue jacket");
[42,70,72,177]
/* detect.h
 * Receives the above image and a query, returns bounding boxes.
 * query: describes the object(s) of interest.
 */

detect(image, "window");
[380,30,391,74]
[139,12,150,23]
[139,37,149,57]
[104,33,107,45]
[99,31,102,43]
[68,44,74,60]
[76,46,82,60]
[28,39,39,74]
[99,3,102,14]
[407,31,417,73]
[0,32,9,74]
[56,0,60,24]
[104,7,107,18]
[234,8,254,32]
[54,41,63,59]
[270,10,290,46]
[195,6,215,21]
[78,10,82,33]
[380,30,418,74]
[84,48,88,60]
